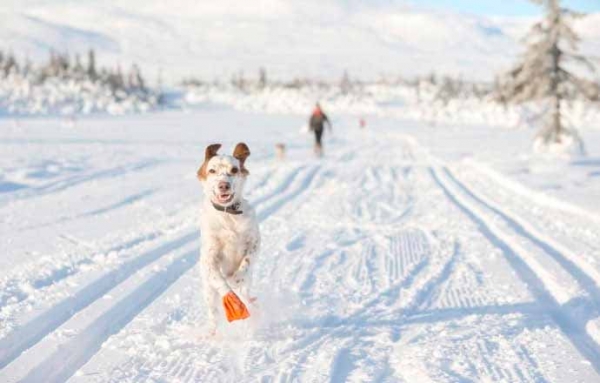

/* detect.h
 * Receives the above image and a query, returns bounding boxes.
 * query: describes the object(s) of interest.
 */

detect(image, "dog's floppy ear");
[233,142,250,175]
[197,143,221,181]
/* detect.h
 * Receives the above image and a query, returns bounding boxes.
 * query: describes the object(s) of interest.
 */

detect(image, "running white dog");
[197,143,260,334]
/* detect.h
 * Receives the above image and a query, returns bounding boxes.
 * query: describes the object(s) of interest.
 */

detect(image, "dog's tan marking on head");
[197,143,221,181]
[233,143,251,175]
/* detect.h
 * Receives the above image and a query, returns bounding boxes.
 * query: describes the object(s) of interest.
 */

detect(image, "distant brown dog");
[275,143,286,160]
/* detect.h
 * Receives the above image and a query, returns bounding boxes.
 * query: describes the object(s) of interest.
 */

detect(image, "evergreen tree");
[73,53,84,76]
[497,0,599,149]
[427,72,437,86]
[128,64,145,92]
[111,64,125,92]
[231,71,246,91]
[87,49,97,80]
[49,50,58,76]
[340,70,352,94]
[23,56,32,76]
[258,67,267,89]
[58,52,70,76]
[435,76,460,105]
[3,52,17,77]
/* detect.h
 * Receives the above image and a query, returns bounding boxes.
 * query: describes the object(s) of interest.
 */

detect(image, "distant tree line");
[0,49,149,98]
[181,67,500,103]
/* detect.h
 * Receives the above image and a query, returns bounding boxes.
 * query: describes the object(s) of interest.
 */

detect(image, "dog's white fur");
[197,143,260,333]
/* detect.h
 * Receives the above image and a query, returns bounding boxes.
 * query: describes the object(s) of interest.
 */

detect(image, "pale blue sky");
[413,0,600,16]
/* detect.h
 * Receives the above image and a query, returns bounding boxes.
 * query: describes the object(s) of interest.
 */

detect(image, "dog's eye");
[230,167,239,174]
[209,169,216,174]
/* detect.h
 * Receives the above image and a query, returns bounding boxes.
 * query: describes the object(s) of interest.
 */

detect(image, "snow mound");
[533,131,586,158]
[0,74,158,115]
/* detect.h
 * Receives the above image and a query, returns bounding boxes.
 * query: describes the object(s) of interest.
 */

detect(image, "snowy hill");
[1,0,599,84]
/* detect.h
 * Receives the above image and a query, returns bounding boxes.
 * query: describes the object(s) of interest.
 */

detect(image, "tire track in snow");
[0,159,164,206]
[251,165,308,209]
[0,225,184,314]
[0,232,198,369]
[3,164,323,382]
[430,165,600,375]
[444,166,600,308]
[462,159,600,224]
[254,230,447,380]
[256,165,321,221]
[21,249,199,383]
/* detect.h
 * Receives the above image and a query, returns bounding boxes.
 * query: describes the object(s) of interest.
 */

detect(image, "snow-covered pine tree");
[128,64,146,92]
[87,49,97,80]
[3,52,17,77]
[497,0,599,153]
[435,76,460,105]
[340,70,352,95]
[57,52,70,77]
[23,56,32,76]
[258,67,267,89]
[73,53,84,78]
[108,64,125,95]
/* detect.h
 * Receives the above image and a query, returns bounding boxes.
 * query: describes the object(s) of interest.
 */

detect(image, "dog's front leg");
[229,235,260,303]
[201,239,250,323]
[228,258,254,303]
[201,241,230,331]
[201,242,231,297]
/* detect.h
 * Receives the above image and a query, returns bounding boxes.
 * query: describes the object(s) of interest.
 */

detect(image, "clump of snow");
[532,131,586,158]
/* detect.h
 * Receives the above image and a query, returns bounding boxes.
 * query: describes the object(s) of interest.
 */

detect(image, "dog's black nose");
[218,181,231,192]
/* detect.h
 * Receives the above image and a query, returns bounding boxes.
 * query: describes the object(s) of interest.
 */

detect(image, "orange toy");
[222,291,250,322]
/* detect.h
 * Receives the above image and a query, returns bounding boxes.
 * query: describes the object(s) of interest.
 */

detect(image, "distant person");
[309,103,332,157]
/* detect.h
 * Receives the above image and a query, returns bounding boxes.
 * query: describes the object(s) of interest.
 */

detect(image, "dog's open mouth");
[214,192,234,205]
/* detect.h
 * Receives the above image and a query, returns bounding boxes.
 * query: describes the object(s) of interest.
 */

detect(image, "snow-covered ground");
[1,109,600,382]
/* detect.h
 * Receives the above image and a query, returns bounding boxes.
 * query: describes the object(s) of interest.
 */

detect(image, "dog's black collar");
[212,201,243,215]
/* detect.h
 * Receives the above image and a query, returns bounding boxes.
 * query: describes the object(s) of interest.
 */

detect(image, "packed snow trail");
[1,114,600,382]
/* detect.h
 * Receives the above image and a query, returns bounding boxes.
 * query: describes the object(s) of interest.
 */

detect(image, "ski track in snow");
[430,166,600,374]
[1,121,600,382]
